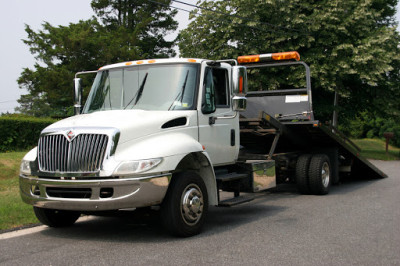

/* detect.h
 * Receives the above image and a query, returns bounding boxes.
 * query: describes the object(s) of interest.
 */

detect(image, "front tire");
[33,207,80,227]
[161,172,208,237]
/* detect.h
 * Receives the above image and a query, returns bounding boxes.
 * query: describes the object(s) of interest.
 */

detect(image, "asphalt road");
[1,160,399,265]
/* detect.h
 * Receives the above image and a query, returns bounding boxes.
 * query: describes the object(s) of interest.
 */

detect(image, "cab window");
[204,67,229,108]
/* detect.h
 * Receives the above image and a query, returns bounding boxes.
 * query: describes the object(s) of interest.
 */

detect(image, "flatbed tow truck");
[19,51,386,236]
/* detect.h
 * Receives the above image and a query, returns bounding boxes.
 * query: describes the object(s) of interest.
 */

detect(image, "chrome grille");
[38,134,108,173]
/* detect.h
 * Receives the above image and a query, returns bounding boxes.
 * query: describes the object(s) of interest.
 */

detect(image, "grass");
[352,138,400,161]
[0,151,38,231]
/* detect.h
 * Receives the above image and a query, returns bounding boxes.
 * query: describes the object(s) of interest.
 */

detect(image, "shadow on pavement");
[38,203,286,242]
[37,162,393,242]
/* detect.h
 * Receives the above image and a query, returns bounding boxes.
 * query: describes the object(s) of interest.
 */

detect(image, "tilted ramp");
[239,91,387,180]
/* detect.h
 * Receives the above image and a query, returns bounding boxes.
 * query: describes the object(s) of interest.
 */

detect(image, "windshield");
[82,63,199,113]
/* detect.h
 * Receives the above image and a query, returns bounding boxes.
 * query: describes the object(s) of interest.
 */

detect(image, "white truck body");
[20,53,384,236]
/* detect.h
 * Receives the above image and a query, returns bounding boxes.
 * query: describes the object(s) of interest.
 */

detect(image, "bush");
[0,116,57,152]
[341,112,400,147]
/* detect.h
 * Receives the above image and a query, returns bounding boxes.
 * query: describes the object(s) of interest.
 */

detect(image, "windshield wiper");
[124,72,148,109]
[168,70,189,110]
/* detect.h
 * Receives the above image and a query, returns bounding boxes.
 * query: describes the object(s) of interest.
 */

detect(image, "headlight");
[113,158,162,176]
[20,160,32,175]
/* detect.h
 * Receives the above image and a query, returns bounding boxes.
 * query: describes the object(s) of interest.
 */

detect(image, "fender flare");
[173,152,218,206]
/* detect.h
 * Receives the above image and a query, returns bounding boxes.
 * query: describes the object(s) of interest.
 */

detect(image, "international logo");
[66,130,76,142]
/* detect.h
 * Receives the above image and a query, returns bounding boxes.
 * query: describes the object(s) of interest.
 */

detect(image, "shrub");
[0,116,57,152]
[341,112,400,147]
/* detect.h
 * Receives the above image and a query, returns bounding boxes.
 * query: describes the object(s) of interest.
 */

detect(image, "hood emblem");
[66,130,76,142]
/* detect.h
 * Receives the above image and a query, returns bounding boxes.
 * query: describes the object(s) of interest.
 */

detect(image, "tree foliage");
[91,0,178,58]
[178,0,400,123]
[17,0,177,117]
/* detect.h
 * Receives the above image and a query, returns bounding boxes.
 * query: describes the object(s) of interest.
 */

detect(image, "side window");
[204,67,229,108]
[202,68,216,114]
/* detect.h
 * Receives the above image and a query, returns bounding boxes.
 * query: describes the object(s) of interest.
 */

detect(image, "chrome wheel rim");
[180,184,204,226]
[321,162,330,188]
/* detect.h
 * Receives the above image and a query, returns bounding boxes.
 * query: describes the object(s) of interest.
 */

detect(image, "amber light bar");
[237,51,300,64]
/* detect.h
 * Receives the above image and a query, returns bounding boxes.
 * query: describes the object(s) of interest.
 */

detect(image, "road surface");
[1,160,399,265]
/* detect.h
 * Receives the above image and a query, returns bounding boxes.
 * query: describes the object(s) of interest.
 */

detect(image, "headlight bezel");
[20,160,32,176]
[113,158,162,176]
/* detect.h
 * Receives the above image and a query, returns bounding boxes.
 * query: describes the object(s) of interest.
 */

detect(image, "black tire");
[295,154,312,194]
[308,154,331,195]
[325,148,340,184]
[161,172,208,237]
[33,207,80,227]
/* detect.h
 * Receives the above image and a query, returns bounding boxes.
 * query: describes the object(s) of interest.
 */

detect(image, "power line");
[0,100,18,104]
[0,108,17,111]
[146,0,309,37]
[146,0,192,13]
[171,0,309,34]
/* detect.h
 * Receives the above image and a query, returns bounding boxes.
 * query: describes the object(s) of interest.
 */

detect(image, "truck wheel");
[308,154,331,195]
[295,154,312,194]
[161,172,208,237]
[325,148,340,184]
[33,207,80,227]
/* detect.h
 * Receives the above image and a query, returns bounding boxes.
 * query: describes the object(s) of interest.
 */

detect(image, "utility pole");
[332,90,339,128]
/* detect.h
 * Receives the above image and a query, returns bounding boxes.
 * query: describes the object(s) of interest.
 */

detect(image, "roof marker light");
[125,62,133,66]
[238,51,300,64]
[271,51,300,61]
[237,55,261,64]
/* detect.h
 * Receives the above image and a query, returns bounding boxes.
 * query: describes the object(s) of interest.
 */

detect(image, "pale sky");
[0,0,194,113]
[0,0,399,114]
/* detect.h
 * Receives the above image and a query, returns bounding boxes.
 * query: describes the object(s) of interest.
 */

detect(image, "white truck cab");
[19,57,249,236]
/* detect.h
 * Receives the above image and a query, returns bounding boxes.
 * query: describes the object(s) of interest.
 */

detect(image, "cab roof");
[98,58,204,71]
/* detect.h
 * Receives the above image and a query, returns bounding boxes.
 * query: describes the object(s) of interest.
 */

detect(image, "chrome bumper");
[19,174,171,211]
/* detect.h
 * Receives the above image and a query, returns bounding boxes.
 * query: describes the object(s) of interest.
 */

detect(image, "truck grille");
[38,133,108,173]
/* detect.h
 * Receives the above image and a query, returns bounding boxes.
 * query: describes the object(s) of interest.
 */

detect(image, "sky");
[0,0,400,114]
[0,0,195,114]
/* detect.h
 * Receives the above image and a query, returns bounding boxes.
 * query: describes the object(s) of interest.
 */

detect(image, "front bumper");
[19,174,171,211]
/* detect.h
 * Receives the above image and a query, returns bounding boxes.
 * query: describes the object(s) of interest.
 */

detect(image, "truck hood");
[44,110,196,144]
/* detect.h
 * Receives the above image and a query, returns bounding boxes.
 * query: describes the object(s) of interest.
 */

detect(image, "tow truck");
[19,51,386,236]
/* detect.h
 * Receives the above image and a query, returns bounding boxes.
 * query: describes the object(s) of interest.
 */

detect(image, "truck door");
[198,63,240,166]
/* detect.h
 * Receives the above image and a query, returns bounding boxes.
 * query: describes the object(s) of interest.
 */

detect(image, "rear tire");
[308,154,331,195]
[296,154,312,194]
[33,207,80,227]
[161,172,208,237]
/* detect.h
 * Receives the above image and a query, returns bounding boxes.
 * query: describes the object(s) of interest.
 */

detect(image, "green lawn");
[352,138,400,161]
[0,151,38,231]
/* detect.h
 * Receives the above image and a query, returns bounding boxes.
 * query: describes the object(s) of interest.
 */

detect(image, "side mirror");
[232,66,248,96]
[232,96,247,112]
[74,78,82,115]
[232,66,247,112]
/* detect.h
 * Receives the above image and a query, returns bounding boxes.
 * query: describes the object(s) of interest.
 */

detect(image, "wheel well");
[173,152,218,205]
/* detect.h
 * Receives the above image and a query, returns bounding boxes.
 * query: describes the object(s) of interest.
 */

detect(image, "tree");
[178,0,400,123]
[17,0,178,117]
[17,19,103,117]
[91,0,178,58]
